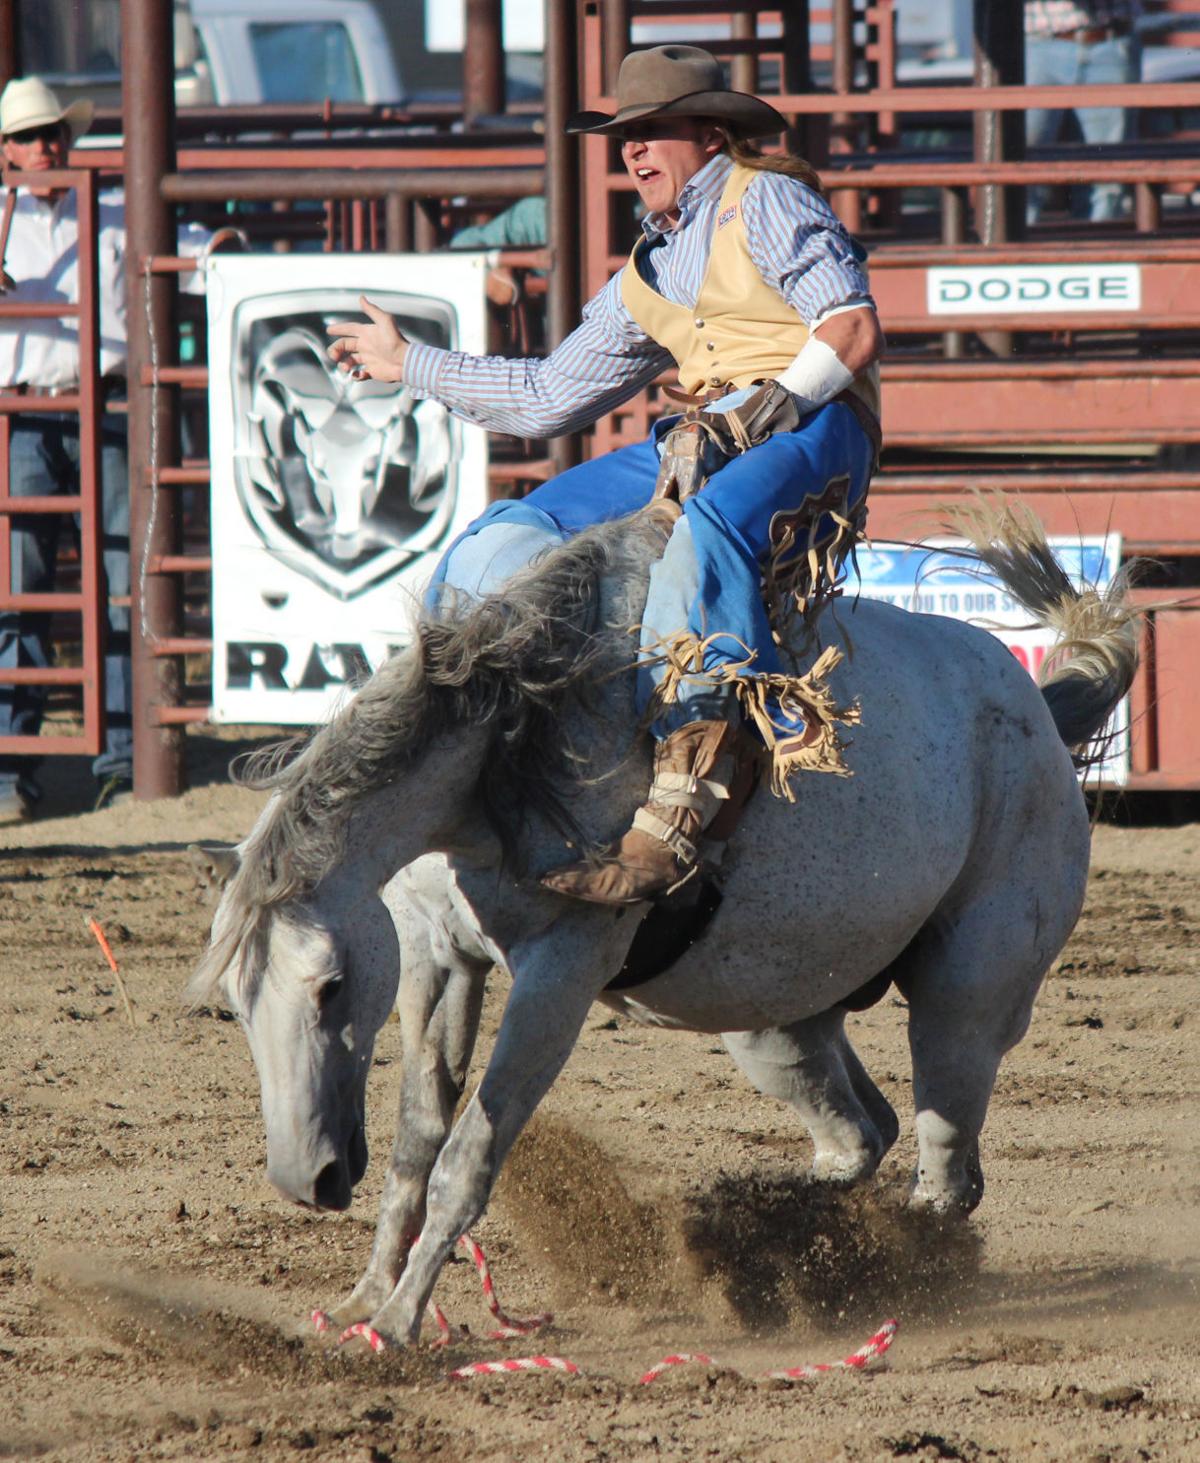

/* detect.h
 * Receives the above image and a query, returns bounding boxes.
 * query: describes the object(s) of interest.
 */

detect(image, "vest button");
[709,374,722,385]
[694,319,704,328]
[706,342,715,351]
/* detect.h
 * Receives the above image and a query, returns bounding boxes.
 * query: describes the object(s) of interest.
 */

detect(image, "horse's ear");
[189,844,240,898]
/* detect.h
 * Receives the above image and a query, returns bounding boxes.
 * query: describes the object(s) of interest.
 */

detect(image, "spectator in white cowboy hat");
[0,77,210,823]
[330,44,884,905]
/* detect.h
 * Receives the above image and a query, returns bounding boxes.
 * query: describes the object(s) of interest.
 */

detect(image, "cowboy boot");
[541,720,742,906]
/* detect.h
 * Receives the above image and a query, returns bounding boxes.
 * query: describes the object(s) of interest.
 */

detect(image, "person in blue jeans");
[1024,1,1141,224]
[329,46,884,905]
[0,76,211,822]
[0,77,134,821]
[1,408,133,817]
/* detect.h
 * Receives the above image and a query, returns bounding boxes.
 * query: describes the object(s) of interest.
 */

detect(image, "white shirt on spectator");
[0,186,208,388]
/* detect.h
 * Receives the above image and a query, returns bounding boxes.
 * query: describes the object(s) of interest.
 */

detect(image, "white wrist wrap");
[774,336,854,413]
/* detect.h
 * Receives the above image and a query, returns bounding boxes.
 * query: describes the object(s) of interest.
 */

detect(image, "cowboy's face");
[3,122,69,197]
[621,119,724,225]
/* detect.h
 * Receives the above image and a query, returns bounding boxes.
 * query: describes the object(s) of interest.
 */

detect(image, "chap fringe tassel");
[641,629,861,801]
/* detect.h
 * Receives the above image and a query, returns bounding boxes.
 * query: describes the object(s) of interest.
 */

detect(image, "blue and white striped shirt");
[403,152,875,438]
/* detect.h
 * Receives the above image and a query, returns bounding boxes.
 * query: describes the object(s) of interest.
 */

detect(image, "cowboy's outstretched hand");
[327,296,410,383]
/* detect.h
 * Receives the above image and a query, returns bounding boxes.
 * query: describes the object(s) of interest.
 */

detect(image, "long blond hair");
[716,125,824,196]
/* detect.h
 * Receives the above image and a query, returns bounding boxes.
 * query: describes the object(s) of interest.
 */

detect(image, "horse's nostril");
[314,1160,351,1211]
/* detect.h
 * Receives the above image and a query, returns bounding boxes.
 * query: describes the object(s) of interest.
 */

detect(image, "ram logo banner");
[927,264,1141,314]
[207,254,491,724]
[853,536,1129,784]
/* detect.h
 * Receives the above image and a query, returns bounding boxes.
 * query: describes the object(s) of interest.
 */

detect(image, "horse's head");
[188,510,675,1208]
[189,845,401,1211]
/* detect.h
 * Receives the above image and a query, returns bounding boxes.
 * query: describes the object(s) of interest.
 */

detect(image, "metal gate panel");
[0,167,106,757]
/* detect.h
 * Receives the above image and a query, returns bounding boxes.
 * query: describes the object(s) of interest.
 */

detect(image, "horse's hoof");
[811,1145,881,1187]
[908,1179,983,1217]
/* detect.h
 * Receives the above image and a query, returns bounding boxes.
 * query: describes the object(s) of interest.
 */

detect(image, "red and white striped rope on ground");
[639,1319,899,1386]
[314,1229,552,1355]
[456,1232,554,1338]
[447,1355,581,1380]
[639,1352,716,1385]
[427,1298,455,1347]
[339,1321,387,1354]
[762,1318,898,1381]
[313,1233,898,1386]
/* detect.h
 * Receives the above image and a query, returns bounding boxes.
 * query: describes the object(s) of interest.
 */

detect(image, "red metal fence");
[0,166,107,757]
[2,0,1199,792]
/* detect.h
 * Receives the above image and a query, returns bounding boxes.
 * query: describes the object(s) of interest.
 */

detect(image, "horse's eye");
[317,976,345,1011]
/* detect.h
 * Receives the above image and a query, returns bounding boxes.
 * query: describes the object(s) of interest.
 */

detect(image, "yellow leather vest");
[620,162,881,422]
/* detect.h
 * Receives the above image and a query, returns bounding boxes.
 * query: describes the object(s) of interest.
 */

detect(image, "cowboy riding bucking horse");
[328,44,885,905]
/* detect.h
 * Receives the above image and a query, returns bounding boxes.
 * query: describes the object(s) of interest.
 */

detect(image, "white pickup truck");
[177,0,404,106]
[31,0,405,114]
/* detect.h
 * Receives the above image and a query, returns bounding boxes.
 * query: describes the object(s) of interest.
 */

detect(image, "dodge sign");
[927,263,1141,314]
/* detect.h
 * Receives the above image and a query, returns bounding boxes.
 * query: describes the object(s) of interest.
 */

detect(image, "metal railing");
[9,0,1199,791]
[0,166,108,757]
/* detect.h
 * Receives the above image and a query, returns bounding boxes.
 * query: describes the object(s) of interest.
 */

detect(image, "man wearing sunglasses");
[0,77,211,822]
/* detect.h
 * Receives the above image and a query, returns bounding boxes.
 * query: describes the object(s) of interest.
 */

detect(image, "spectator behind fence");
[0,77,209,823]
[449,195,548,307]
[1025,0,1141,224]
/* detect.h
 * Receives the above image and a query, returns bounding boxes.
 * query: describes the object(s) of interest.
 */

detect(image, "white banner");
[927,264,1141,314]
[853,536,1129,784]
[207,253,492,725]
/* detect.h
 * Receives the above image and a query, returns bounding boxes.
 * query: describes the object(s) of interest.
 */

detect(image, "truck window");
[248,21,365,103]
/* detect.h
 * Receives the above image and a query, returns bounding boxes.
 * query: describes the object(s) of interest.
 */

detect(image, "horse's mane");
[190,510,672,1003]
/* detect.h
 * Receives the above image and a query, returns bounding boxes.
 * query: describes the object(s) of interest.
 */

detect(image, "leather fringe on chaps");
[640,630,861,801]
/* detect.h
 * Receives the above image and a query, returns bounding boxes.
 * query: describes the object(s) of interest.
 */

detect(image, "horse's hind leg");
[902,877,1080,1215]
[723,1007,899,1185]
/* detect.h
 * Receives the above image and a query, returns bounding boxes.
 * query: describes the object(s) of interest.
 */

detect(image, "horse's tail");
[941,495,1140,763]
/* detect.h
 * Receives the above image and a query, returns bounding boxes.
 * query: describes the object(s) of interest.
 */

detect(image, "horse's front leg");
[359,910,628,1347]
[325,916,488,1328]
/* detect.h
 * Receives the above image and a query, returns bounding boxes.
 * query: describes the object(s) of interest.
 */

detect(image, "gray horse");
[190,498,1138,1349]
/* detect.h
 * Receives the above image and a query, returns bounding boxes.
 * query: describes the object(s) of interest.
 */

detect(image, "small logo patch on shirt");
[716,204,738,229]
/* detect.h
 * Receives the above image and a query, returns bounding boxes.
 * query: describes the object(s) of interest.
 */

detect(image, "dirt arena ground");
[1,736,1198,1462]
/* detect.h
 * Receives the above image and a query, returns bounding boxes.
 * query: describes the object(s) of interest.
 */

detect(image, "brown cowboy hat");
[566,44,786,140]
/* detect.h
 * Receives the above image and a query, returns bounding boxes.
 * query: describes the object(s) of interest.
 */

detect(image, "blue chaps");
[434,399,874,736]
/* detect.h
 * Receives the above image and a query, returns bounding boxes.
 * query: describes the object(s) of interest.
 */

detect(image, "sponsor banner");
[207,253,492,725]
[926,263,1141,315]
[853,536,1129,784]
